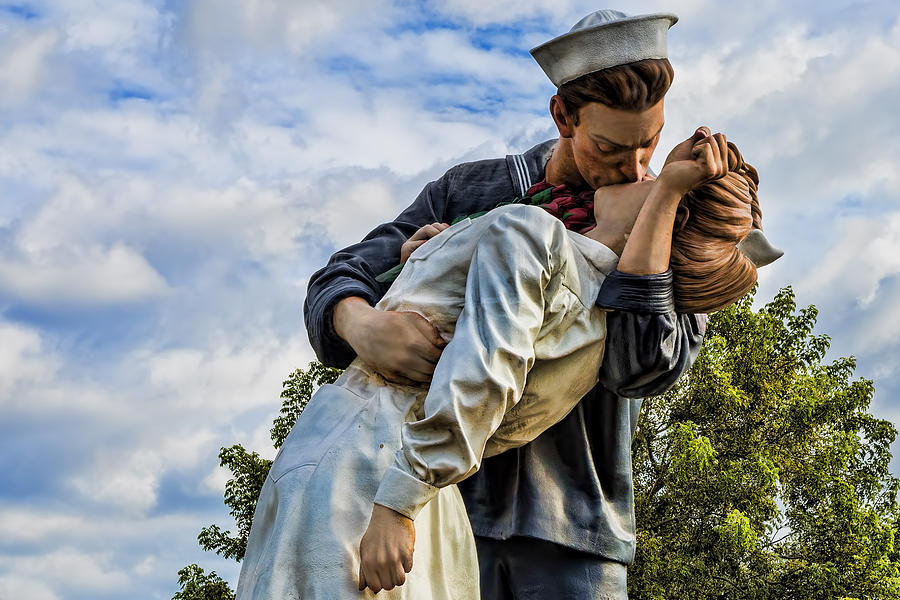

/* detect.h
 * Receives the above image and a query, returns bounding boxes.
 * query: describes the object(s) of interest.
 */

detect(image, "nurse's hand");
[334,297,446,384]
[401,222,450,262]
[358,504,416,593]
[659,126,729,195]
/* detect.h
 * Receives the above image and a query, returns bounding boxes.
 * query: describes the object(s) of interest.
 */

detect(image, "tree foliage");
[270,362,342,449]
[172,565,235,600]
[629,287,900,599]
[196,445,272,561]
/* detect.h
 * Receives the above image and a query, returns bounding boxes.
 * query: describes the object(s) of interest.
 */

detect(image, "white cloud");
[2,108,210,179]
[3,498,237,598]
[58,332,314,514]
[0,318,129,417]
[670,26,833,124]
[70,449,164,514]
[149,177,306,258]
[399,28,539,86]
[238,83,499,177]
[180,0,379,58]
[662,13,900,213]
[141,334,313,412]
[318,178,406,249]
[795,212,900,310]
[0,509,243,597]
[859,215,900,304]
[0,575,59,600]
[439,0,580,26]
[0,28,58,107]
[0,322,57,399]
[1,549,130,593]
[132,555,156,577]
[847,275,900,357]
[200,464,231,496]
[0,242,169,306]
[59,0,162,55]
[0,509,91,545]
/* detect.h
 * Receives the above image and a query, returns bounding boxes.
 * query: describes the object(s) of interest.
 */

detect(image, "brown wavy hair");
[670,142,762,313]
[558,58,674,123]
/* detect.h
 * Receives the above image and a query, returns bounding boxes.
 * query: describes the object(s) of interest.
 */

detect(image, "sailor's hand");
[400,222,450,263]
[659,127,728,195]
[358,504,416,593]
[333,298,446,384]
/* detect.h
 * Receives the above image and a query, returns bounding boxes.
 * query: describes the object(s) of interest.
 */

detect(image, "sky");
[0,0,899,598]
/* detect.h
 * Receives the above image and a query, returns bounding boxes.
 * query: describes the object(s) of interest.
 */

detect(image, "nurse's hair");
[670,141,768,313]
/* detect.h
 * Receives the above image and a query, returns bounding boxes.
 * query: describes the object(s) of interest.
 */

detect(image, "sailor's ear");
[737,229,784,267]
[550,95,576,138]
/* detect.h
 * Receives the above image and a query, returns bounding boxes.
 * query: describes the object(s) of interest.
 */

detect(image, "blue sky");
[1,1,899,597]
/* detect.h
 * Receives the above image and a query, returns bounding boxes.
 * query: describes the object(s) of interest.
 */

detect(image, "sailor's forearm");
[333,296,374,347]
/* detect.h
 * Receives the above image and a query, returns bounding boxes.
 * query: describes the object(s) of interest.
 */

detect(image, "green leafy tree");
[172,363,340,599]
[172,565,234,600]
[629,287,900,599]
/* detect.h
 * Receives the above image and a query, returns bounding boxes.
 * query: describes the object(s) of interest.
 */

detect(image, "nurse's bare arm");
[617,126,728,275]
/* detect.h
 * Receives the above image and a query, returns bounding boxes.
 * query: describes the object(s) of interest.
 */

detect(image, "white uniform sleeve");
[373,206,572,519]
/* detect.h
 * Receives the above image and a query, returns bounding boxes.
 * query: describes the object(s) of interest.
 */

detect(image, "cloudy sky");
[1,0,898,598]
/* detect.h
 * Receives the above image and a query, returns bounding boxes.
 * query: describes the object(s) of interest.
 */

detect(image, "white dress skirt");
[236,363,479,600]
[236,205,619,600]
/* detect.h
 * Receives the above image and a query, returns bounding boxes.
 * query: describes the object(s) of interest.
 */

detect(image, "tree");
[172,565,234,600]
[174,288,900,599]
[629,287,900,599]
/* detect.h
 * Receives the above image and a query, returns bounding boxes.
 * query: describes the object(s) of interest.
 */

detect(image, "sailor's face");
[570,99,664,188]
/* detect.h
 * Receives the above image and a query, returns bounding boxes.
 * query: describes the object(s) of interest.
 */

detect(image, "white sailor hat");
[530,9,678,87]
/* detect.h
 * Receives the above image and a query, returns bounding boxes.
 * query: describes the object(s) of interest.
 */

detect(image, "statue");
[235,127,782,597]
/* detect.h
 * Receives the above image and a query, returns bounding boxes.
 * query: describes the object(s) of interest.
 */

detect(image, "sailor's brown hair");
[557,57,674,123]
[670,141,762,313]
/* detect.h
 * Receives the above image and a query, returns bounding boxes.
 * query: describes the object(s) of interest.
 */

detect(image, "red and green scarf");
[452,181,596,233]
[377,181,595,283]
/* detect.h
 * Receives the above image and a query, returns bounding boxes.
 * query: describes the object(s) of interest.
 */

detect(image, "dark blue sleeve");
[303,174,450,368]
[595,269,707,398]
[303,156,518,368]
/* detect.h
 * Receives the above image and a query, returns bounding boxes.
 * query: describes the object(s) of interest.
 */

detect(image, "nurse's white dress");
[236,205,620,600]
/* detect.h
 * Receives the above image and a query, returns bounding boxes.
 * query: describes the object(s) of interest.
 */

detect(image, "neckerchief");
[450,181,596,233]
[376,180,596,283]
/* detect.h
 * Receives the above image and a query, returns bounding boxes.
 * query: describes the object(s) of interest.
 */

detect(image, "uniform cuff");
[595,269,675,314]
[373,463,440,520]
